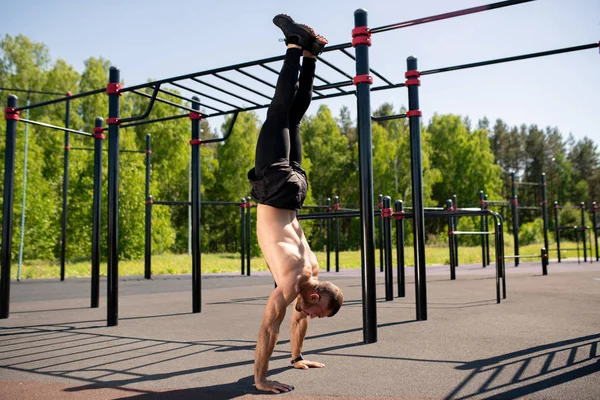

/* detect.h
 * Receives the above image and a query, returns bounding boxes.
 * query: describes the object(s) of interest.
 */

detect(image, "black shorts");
[248,160,308,210]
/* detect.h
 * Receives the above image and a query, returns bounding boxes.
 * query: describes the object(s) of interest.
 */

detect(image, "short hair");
[315,281,344,317]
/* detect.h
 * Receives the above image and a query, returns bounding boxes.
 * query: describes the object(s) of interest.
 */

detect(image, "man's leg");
[288,56,316,166]
[254,46,302,174]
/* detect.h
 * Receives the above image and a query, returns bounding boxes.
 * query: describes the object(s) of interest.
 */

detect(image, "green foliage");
[519,218,544,246]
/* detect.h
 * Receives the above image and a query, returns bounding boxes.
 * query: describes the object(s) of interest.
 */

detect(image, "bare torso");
[256,204,319,290]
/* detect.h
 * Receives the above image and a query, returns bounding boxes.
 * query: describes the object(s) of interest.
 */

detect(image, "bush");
[519,218,544,246]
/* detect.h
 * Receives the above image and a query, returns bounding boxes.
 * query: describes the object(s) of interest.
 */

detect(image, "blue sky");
[1,0,599,146]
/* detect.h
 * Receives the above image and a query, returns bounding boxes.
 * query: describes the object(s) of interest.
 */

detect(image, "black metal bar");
[383,196,393,301]
[246,198,251,276]
[107,67,120,327]
[190,97,202,313]
[593,202,599,261]
[421,43,599,76]
[91,117,103,309]
[235,68,276,89]
[18,118,93,137]
[191,77,255,107]
[378,194,384,273]
[581,203,587,262]
[334,196,340,273]
[240,198,246,275]
[511,173,520,266]
[214,72,272,100]
[120,85,161,124]
[200,111,239,144]
[554,202,561,262]
[314,80,354,91]
[479,191,486,268]
[0,87,65,96]
[447,199,456,280]
[152,200,190,206]
[371,0,535,34]
[168,82,225,113]
[1,95,18,319]
[131,89,201,115]
[395,200,405,298]
[355,9,377,343]
[60,95,71,281]
[371,113,407,122]
[338,49,394,85]
[14,87,105,112]
[326,197,331,272]
[120,113,189,129]
[144,134,152,280]
[485,194,491,266]
[407,56,427,321]
[317,56,355,81]
[453,195,459,268]
[542,248,548,275]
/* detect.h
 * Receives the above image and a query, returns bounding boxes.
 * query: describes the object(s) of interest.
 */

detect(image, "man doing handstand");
[247,14,344,394]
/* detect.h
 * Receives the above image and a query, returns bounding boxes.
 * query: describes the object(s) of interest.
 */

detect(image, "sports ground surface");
[1,259,599,399]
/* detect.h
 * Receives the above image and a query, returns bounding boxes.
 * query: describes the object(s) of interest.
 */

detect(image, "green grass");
[12,241,591,280]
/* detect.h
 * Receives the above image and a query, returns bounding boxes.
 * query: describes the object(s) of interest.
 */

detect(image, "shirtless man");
[247,14,344,394]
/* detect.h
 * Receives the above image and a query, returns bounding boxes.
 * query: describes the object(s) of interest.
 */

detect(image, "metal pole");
[593,202,599,261]
[383,196,393,301]
[485,194,490,266]
[407,56,427,321]
[541,248,548,275]
[554,201,561,262]
[106,67,121,327]
[240,198,246,275]
[511,172,519,266]
[354,9,378,342]
[60,93,71,281]
[17,98,30,281]
[91,117,104,308]
[325,198,331,272]
[453,194,459,268]
[190,97,202,313]
[395,200,405,298]
[447,199,456,280]
[479,190,486,268]
[144,134,152,279]
[541,173,549,262]
[334,195,340,272]
[378,193,384,272]
[1,95,19,319]
[246,197,251,276]
[581,202,587,262]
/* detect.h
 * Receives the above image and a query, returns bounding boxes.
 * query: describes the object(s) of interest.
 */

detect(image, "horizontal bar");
[132,89,199,115]
[504,255,540,259]
[516,181,541,186]
[451,231,494,235]
[120,113,189,129]
[314,80,353,91]
[214,72,272,100]
[554,205,582,209]
[421,43,600,76]
[202,201,245,206]
[153,201,190,206]
[518,206,541,210]
[235,68,276,89]
[14,87,105,112]
[192,77,260,107]
[168,82,225,113]
[71,147,144,153]
[337,49,395,86]
[372,113,407,122]
[19,118,93,137]
[0,87,66,96]
[316,56,355,81]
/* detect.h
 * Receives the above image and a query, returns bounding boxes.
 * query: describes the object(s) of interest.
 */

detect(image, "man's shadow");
[122,367,290,399]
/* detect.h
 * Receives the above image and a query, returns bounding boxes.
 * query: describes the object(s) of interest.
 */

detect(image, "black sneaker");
[272,14,314,48]
[300,25,328,56]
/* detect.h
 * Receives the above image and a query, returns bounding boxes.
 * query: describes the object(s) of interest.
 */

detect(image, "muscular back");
[256,204,318,291]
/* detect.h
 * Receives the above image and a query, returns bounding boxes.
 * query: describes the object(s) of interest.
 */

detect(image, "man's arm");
[254,287,294,393]
[289,301,325,369]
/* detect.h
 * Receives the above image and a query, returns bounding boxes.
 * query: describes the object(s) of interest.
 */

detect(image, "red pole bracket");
[406,110,422,117]
[405,78,421,86]
[106,83,122,95]
[107,117,120,125]
[190,112,202,120]
[4,107,20,121]
[189,139,202,145]
[381,208,393,218]
[353,75,373,85]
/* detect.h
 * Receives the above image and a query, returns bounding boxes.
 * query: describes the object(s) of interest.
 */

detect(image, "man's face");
[296,293,330,319]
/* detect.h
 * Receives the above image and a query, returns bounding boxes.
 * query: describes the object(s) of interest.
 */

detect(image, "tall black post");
[511,172,520,266]
[326,197,331,272]
[541,173,549,262]
[240,198,246,275]
[452,194,459,268]
[334,195,340,272]
[354,9,377,342]
[60,92,71,281]
[554,201,561,262]
[484,194,490,266]
[106,67,121,326]
[144,134,152,280]
[394,200,405,298]
[593,202,599,261]
[581,202,587,262]
[447,199,456,280]
[1,95,18,319]
[479,190,486,268]
[246,197,251,276]
[91,117,104,308]
[406,56,427,321]
[378,193,384,272]
[383,196,393,301]
[190,97,202,313]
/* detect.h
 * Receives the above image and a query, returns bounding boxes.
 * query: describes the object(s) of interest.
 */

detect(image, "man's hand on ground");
[292,359,325,369]
[254,379,294,394]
